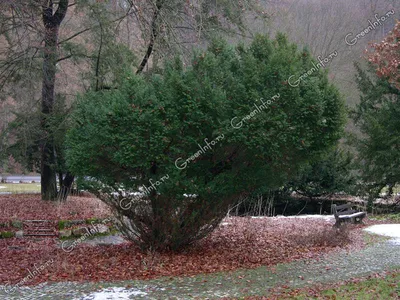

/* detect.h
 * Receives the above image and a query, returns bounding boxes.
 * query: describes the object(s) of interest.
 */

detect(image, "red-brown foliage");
[368,20,400,90]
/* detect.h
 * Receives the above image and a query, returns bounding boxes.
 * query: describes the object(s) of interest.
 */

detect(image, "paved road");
[0,175,40,183]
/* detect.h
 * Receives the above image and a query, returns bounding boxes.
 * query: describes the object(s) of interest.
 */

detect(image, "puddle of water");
[76,287,147,299]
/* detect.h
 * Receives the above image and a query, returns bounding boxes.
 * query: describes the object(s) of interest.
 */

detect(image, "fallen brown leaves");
[0,195,367,287]
[0,211,363,287]
[0,194,111,222]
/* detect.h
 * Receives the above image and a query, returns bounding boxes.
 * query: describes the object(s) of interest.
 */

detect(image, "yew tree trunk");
[58,172,75,201]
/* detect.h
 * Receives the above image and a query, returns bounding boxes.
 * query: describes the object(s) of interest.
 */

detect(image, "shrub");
[0,231,15,238]
[6,155,24,174]
[0,221,10,228]
[288,147,357,199]
[11,220,23,229]
[66,34,345,251]
[58,220,69,230]
[352,22,400,208]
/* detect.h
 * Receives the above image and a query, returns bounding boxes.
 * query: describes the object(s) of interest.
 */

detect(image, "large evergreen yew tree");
[66,34,345,251]
[353,21,400,206]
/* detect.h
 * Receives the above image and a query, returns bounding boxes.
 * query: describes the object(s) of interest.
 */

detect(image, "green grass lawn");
[0,183,41,193]
[369,214,400,222]
[289,271,400,299]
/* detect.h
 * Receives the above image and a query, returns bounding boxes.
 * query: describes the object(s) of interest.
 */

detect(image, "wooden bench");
[331,203,366,227]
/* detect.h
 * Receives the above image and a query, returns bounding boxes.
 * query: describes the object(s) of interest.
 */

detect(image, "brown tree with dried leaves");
[368,20,400,90]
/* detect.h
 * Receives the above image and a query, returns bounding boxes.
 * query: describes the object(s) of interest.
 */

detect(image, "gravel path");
[1,227,399,299]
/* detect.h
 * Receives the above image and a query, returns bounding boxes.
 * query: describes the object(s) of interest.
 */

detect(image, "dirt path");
[1,228,399,299]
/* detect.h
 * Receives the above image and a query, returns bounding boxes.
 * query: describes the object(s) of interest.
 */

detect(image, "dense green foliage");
[66,34,345,250]
[288,148,356,199]
[230,147,356,216]
[353,62,400,202]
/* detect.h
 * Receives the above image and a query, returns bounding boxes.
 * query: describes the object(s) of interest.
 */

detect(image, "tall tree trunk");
[41,25,58,200]
[136,0,162,74]
[40,0,69,200]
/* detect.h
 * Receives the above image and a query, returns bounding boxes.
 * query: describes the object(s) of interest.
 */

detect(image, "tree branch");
[136,0,163,74]
[53,0,69,26]
[95,22,104,91]
[58,12,133,46]
[58,27,92,45]
[56,54,72,63]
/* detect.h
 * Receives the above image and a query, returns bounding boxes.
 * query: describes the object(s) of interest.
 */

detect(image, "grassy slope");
[0,183,41,193]
[289,271,400,300]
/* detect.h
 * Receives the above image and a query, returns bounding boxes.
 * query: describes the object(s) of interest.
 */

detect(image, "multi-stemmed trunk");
[58,172,75,201]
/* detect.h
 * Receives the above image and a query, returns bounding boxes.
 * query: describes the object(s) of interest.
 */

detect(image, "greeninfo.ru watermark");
[345,9,395,46]
[119,174,170,210]
[288,50,338,87]
[61,217,114,253]
[175,135,225,170]
[3,258,54,294]
[230,94,280,129]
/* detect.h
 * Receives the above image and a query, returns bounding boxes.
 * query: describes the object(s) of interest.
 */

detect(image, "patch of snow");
[364,224,400,245]
[111,191,198,199]
[183,194,198,198]
[252,215,334,221]
[0,186,5,189]
[77,287,147,300]
[111,191,144,198]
